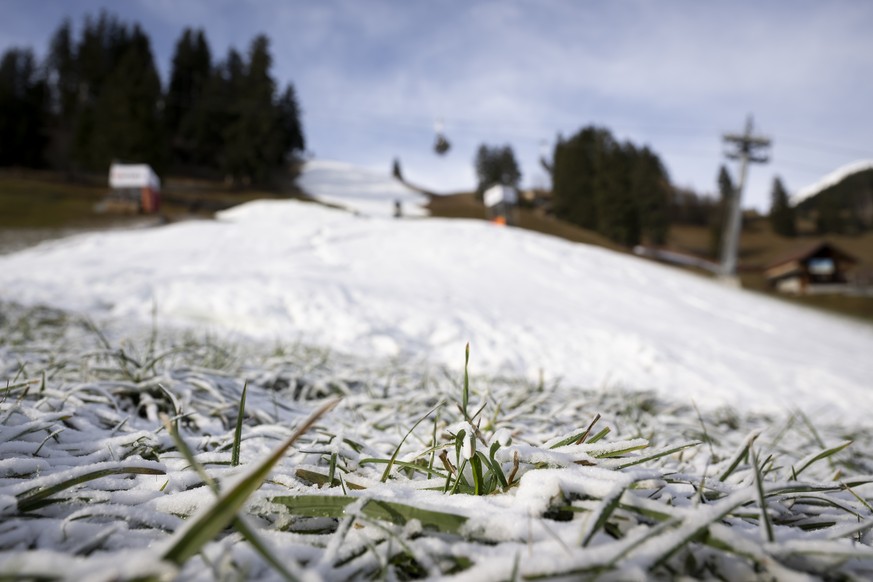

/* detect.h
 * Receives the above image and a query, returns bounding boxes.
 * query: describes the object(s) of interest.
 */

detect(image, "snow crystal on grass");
[3,302,873,580]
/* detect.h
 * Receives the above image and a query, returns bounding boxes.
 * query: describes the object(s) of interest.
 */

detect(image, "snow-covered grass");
[4,302,873,581]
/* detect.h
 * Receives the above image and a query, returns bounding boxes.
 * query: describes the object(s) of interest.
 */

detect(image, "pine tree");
[474,144,521,197]
[768,176,796,237]
[70,12,136,170]
[278,84,305,155]
[551,127,610,231]
[0,48,50,167]
[219,35,303,185]
[165,28,214,169]
[632,147,671,246]
[89,24,164,170]
[44,20,78,168]
[595,142,638,246]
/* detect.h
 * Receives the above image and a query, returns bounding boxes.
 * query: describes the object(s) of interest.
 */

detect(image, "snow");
[1,160,873,425]
[791,159,873,206]
[296,159,429,217]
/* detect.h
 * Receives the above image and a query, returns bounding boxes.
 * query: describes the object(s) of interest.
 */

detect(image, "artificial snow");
[1,161,872,424]
[296,159,429,217]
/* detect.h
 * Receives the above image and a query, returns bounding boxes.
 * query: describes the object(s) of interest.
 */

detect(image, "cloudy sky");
[2,0,871,210]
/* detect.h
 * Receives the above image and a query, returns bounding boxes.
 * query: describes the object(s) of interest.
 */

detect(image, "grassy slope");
[669,217,873,323]
[427,192,624,251]
[429,193,873,324]
[0,170,302,253]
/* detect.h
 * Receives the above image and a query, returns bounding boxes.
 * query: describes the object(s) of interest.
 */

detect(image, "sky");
[2,0,872,210]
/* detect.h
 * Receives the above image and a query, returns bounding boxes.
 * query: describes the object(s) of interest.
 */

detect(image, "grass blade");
[17,465,165,512]
[548,414,602,449]
[272,495,468,534]
[581,486,626,547]
[163,414,302,581]
[162,397,339,565]
[751,448,774,543]
[718,429,761,482]
[792,440,852,479]
[231,382,248,467]
[586,426,610,444]
[613,442,699,470]
[380,401,442,482]
[462,342,470,420]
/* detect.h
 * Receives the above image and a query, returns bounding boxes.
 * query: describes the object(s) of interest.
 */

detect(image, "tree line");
[471,125,809,252]
[0,12,305,186]
[550,126,671,247]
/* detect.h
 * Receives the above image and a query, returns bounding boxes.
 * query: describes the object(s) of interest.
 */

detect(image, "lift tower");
[720,115,771,283]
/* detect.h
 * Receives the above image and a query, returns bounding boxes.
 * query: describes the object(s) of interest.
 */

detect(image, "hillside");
[0,169,301,254]
[1,161,872,424]
[792,161,873,233]
[793,160,873,206]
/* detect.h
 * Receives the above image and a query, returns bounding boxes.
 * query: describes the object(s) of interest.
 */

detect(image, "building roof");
[109,163,160,190]
[765,241,857,272]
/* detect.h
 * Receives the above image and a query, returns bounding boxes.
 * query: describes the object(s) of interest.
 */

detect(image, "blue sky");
[2,0,871,210]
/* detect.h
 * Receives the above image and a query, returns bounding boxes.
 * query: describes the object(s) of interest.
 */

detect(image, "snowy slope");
[2,162,873,422]
[296,159,429,217]
[791,159,873,206]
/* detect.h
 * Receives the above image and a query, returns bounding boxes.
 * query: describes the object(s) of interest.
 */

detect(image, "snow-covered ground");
[296,159,429,217]
[2,161,873,422]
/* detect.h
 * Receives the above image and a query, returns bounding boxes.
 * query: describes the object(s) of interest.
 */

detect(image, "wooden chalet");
[764,241,857,295]
[103,163,161,214]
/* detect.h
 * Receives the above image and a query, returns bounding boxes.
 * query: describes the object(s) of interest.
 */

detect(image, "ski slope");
[2,161,873,422]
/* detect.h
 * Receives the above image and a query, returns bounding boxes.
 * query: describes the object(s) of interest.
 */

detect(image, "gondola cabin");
[104,163,161,214]
[764,241,857,295]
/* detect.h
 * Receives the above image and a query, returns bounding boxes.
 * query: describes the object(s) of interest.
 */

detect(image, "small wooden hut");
[764,241,857,294]
[104,163,161,214]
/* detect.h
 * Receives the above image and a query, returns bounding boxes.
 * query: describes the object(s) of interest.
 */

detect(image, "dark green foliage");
[551,126,671,247]
[218,36,306,185]
[797,167,873,235]
[276,83,305,158]
[68,12,141,171]
[165,28,214,169]
[768,176,796,237]
[0,48,50,167]
[2,11,306,185]
[474,143,521,196]
[89,25,165,171]
[632,148,671,246]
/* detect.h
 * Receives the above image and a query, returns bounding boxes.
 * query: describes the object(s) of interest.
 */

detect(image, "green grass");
[0,173,111,229]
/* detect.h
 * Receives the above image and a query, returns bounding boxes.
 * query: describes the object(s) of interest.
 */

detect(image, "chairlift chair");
[433,119,451,155]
